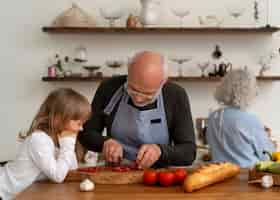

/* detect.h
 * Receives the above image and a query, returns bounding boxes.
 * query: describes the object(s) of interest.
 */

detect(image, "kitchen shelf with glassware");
[43,2,280,83]
[43,1,279,35]
[44,44,280,83]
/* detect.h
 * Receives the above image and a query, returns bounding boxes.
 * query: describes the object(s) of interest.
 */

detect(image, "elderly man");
[79,51,196,168]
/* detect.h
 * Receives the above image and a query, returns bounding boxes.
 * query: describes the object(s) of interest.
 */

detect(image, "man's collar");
[127,97,157,111]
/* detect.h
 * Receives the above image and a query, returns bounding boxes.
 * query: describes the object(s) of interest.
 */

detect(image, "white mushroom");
[80,178,95,192]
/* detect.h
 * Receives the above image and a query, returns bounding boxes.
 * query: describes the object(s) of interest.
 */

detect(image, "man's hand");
[264,126,279,149]
[136,144,161,169]
[103,139,123,163]
[264,126,272,137]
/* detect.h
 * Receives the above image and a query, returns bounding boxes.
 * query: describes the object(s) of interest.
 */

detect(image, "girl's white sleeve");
[28,133,77,183]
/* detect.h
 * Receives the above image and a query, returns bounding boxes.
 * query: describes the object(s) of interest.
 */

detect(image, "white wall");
[0,0,280,161]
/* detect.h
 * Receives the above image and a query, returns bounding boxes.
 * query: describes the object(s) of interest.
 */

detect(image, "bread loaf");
[183,162,240,192]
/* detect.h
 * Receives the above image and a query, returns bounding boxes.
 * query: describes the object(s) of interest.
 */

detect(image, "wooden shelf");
[256,76,280,81]
[42,27,280,34]
[42,76,280,82]
[42,76,106,82]
[42,76,221,82]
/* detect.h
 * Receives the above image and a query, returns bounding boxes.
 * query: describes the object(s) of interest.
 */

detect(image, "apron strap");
[104,85,125,115]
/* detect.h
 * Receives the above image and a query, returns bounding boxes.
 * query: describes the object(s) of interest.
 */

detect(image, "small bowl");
[83,65,101,77]
[83,65,101,71]
[106,60,124,68]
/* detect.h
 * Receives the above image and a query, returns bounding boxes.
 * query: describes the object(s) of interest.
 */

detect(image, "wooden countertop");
[15,169,280,200]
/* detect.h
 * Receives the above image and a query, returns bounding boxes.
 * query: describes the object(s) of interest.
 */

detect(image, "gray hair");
[214,69,258,110]
[128,51,169,79]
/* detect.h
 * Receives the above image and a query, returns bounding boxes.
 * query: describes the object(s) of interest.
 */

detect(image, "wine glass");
[169,56,192,77]
[100,7,123,27]
[198,61,210,77]
[258,57,271,76]
[258,50,278,76]
[226,4,245,27]
[74,46,87,63]
[228,7,245,19]
[106,59,124,76]
[171,7,190,27]
[83,66,101,77]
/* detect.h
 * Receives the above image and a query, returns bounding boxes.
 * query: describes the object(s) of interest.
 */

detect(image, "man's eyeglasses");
[126,85,156,101]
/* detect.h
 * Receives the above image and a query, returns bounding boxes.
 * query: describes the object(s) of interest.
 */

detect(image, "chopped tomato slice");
[78,167,98,173]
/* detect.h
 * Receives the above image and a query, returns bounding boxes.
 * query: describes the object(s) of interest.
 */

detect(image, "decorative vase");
[139,0,161,27]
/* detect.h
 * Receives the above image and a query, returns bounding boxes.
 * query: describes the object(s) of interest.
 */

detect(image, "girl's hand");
[60,131,78,138]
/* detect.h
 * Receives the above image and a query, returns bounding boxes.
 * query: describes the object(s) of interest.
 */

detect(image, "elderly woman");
[206,69,275,168]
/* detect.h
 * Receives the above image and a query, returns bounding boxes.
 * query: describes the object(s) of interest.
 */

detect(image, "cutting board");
[249,167,280,186]
[65,166,173,184]
[65,166,145,184]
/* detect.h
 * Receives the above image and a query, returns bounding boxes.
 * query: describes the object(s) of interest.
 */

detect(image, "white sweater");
[0,131,77,200]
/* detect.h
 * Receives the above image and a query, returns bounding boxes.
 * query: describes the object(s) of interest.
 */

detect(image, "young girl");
[0,88,91,200]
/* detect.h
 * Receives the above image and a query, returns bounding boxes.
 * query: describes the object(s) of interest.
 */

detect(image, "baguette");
[183,162,240,192]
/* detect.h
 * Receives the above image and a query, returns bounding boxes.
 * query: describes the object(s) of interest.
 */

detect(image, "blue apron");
[104,84,169,161]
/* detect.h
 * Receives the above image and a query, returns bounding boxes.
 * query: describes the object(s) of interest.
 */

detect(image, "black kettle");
[214,62,232,77]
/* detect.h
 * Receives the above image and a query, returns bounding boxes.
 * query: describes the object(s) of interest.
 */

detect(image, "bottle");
[63,56,72,77]
[48,66,56,77]
[126,14,138,28]
[201,119,208,145]
[212,45,223,60]
[55,54,63,72]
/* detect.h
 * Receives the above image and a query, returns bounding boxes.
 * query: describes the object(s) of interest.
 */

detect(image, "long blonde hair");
[24,88,91,146]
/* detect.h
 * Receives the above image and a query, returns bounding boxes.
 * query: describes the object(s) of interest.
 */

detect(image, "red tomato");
[174,168,187,184]
[143,170,158,185]
[78,168,87,173]
[78,167,97,173]
[103,166,112,171]
[112,166,131,172]
[120,166,131,172]
[129,161,139,170]
[158,172,175,187]
[112,167,123,172]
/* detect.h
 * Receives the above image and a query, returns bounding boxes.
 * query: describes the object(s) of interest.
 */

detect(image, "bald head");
[128,51,167,93]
